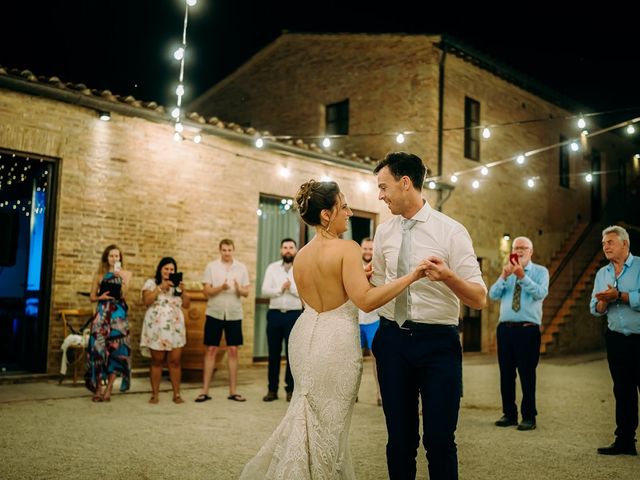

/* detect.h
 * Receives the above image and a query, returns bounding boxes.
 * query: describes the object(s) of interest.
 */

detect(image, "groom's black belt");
[380,317,457,331]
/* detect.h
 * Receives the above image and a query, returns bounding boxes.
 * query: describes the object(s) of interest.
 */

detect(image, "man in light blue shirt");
[590,225,640,456]
[489,236,549,431]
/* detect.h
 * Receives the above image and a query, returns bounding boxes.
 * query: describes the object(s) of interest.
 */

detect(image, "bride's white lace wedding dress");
[240,300,363,479]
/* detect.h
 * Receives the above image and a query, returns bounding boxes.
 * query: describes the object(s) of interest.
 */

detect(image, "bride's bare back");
[293,236,352,313]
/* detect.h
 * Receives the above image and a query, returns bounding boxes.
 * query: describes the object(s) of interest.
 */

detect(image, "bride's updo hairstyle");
[295,180,340,226]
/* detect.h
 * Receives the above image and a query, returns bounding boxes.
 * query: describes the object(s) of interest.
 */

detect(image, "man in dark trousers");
[591,225,640,456]
[489,236,549,431]
[261,238,302,402]
[372,152,487,480]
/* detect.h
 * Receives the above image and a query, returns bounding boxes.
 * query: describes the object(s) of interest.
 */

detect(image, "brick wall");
[0,88,385,373]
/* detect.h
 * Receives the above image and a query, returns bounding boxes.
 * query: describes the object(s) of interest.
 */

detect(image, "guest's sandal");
[173,394,185,404]
[227,394,246,402]
[194,394,212,403]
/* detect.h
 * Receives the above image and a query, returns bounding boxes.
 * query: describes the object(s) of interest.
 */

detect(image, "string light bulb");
[516,154,525,165]
[577,117,586,129]
[450,175,458,183]
[480,166,489,176]
[482,127,491,139]
[173,47,185,61]
[186,0,197,6]
[428,181,436,189]
[626,124,636,135]
[193,134,202,144]
[527,178,535,188]
[322,137,331,148]
[570,142,579,152]
[472,180,480,189]
[395,133,405,144]
[585,173,593,183]
[255,138,264,148]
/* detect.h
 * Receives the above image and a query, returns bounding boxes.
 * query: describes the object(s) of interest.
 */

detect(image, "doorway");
[0,150,57,373]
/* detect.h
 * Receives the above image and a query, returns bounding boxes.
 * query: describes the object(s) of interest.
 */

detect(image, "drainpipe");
[436,37,447,212]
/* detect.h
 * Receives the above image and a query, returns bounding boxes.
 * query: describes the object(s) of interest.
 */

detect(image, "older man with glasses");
[489,236,549,431]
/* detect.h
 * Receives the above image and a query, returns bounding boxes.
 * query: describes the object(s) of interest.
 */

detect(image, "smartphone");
[114,261,122,273]
[169,272,183,286]
[509,253,519,265]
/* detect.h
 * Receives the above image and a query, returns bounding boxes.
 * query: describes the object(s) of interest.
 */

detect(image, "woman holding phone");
[86,244,132,402]
[140,257,190,404]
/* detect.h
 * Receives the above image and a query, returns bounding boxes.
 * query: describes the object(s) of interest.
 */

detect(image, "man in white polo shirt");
[195,238,250,403]
[261,238,303,403]
[372,152,487,480]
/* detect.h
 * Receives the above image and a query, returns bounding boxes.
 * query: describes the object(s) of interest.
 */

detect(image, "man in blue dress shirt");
[489,236,549,431]
[591,225,640,456]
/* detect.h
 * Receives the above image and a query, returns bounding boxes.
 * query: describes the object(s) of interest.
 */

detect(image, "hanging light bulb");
[482,127,491,139]
[570,142,579,151]
[173,132,182,142]
[175,122,184,133]
[255,138,264,148]
[527,178,535,188]
[171,107,180,119]
[322,137,331,148]
[193,134,202,144]
[516,155,525,165]
[585,173,593,183]
[176,84,185,97]
[395,133,405,144]
[174,47,185,61]
[186,0,198,6]
[450,175,458,183]
[626,124,636,135]
[472,180,480,189]
[577,117,586,129]
[428,181,436,190]
[481,166,489,176]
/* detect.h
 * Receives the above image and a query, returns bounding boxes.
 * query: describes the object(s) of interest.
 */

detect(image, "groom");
[371,152,487,479]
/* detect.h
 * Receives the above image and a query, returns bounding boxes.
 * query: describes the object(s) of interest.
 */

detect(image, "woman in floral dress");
[141,257,190,404]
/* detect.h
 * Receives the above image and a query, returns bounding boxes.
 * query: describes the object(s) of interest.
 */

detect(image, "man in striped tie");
[489,236,549,431]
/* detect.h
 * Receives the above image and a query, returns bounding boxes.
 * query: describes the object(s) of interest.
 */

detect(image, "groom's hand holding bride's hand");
[364,262,374,280]
[423,256,453,282]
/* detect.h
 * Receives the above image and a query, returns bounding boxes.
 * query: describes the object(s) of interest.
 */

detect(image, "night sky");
[2,1,638,129]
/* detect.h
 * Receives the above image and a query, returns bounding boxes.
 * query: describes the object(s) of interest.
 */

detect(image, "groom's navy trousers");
[373,317,462,480]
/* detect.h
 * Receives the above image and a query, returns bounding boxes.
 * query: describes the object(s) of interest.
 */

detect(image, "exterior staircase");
[540,222,607,354]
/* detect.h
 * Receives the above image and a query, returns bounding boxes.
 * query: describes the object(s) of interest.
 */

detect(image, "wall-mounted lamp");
[98,111,111,122]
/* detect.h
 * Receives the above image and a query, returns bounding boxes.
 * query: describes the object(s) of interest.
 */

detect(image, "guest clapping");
[141,257,190,404]
[86,244,132,402]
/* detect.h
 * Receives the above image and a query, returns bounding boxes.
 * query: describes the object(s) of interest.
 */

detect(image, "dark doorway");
[0,150,57,373]
[591,149,602,221]
[461,257,483,352]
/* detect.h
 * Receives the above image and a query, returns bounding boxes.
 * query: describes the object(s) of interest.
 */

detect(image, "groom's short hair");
[373,152,427,191]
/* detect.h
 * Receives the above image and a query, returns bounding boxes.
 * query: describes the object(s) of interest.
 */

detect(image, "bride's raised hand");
[411,260,429,281]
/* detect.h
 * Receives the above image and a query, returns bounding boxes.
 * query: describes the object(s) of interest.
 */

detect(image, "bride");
[240,180,427,479]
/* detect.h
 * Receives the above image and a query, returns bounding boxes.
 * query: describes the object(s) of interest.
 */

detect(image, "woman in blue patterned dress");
[85,244,132,402]
[140,257,190,404]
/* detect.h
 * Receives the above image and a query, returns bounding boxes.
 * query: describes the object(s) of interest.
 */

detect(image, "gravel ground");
[0,353,637,479]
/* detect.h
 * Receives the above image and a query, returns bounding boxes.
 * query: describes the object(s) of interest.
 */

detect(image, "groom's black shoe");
[597,441,637,456]
[263,391,278,402]
[494,415,518,427]
[286,391,292,402]
[517,418,536,431]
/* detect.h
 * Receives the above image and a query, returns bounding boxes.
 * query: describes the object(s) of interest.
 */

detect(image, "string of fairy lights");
[158,1,638,191]
[170,0,201,144]
[0,153,49,217]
